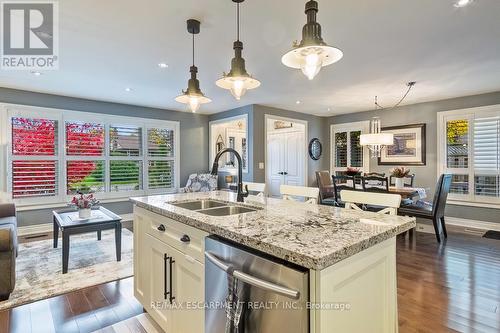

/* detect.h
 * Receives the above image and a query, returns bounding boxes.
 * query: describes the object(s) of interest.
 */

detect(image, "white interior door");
[267,132,285,197]
[284,131,305,186]
[266,129,305,197]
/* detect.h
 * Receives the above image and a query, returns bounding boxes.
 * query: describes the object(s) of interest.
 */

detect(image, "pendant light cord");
[374,82,416,110]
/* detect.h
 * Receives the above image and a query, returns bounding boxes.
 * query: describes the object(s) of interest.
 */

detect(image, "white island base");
[133,206,399,333]
[309,237,397,333]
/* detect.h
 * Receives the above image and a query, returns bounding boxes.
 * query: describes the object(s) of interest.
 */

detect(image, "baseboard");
[17,213,134,237]
[416,216,500,236]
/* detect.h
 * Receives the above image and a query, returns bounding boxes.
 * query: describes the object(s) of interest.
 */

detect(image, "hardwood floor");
[1,231,499,333]
[0,278,143,333]
[397,231,500,333]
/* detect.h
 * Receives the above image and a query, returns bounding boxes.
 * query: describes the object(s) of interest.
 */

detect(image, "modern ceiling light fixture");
[282,0,343,80]
[175,19,211,113]
[360,97,394,158]
[454,0,474,8]
[216,0,260,100]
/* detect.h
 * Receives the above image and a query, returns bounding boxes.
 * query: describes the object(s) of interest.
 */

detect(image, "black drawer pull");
[163,254,170,300]
[180,234,191,243]
[157,224,166,232]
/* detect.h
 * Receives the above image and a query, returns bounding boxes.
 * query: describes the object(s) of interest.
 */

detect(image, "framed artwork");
[378,123,426,166]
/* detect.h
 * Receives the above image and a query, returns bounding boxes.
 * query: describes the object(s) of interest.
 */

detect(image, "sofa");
[0,203,16,301]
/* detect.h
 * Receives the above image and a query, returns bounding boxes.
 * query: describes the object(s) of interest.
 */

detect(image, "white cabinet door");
[133,208,148,304]
[169,245,205,333]
[145,233,205,333]
[146,234,174,333]
[284,131,305,186]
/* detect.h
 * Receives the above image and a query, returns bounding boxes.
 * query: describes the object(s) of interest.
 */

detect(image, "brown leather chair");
[0,203,17,301]
[399,174,452,243]
[315,171,336,206]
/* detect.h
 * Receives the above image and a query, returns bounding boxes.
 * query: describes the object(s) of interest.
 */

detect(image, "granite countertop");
[130,191,416,270]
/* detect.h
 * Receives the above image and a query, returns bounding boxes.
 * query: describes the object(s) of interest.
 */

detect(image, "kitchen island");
[131,191,415,333]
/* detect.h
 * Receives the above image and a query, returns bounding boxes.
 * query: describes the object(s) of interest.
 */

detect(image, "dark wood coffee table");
[52,207,122,274]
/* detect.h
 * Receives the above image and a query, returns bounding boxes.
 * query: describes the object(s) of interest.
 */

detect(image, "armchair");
[0,203,17,301]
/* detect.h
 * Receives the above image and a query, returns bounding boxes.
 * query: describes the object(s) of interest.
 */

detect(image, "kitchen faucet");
[211,148,248,202]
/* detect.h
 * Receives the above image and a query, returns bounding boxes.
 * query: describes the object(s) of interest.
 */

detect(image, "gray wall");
[1,87,209,226]
[328,91,500,223]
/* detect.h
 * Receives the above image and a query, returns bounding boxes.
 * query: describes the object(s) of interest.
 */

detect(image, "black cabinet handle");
[283,171,288,175]
[169,257,175,304]
[278,172,283,175]
[180,234,190,243]
[163,254,170,300]
[157,224,166,232]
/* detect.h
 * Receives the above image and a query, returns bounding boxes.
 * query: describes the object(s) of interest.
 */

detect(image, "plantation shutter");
[109,125,142,156]
[65,121,106,194]
[147,128,175,190]
[11,117,58,198]
[473,116,500,197]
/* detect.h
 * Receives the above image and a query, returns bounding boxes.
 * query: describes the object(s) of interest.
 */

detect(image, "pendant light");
[216,0,260,100]
[282,0,343,80]
[175,19,211,113]
[360,98,394,158]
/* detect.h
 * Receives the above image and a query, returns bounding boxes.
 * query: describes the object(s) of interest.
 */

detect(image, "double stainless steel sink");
[171,199,261,216]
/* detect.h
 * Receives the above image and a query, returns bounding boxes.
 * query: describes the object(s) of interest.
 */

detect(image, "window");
[5,105,180,206]
[331,122,369,175]
[11,117,58,199]
[438,105,500,205]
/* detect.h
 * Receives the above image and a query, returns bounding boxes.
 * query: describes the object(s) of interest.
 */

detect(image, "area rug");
[0,229,134,311]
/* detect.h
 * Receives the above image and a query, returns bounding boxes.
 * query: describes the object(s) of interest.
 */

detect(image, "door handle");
[204,251,300,300]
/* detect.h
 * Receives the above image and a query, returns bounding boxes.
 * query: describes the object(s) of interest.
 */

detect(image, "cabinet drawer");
[137,206,208,263]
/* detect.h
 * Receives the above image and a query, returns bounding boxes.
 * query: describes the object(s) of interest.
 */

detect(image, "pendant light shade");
[175,19,211,113]
[360,117,394,158]
[282,0,343,80]
[216,0,260,100]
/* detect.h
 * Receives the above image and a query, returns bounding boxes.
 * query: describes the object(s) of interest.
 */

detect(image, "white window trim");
[330,121,370,175]
[437,104,500,208]
[2,103,180,207]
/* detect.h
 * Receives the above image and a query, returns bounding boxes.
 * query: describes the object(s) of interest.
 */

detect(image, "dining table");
[323,184,428,201]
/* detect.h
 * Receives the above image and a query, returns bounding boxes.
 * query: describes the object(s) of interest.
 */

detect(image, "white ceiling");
[1,0,499,116]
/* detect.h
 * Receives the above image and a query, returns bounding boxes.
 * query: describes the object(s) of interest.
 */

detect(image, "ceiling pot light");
[282,0,343,80]
[158,63,169,68]
[125,87,132,92]
[454,0,473,7]
[175,19,211,113]
[216,0,261,100]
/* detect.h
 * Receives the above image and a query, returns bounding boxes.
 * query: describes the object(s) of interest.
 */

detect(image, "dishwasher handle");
[205,251,301,300]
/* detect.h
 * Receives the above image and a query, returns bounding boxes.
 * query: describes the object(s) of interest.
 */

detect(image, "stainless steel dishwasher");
[205,236,309,333]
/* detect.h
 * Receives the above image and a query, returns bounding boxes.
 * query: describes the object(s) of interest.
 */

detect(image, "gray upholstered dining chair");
[315,170,336,206]
[398,174,452,243]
